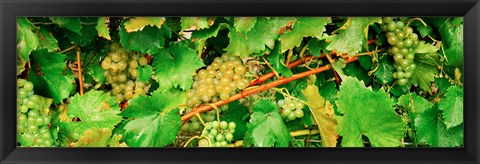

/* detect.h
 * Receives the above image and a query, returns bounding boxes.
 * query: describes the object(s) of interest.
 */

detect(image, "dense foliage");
[16,17,464,147]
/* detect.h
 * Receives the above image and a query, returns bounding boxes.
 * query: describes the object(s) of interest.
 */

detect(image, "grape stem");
[180,56,359,122]
[59,45,78,54]
[76,48,84,96]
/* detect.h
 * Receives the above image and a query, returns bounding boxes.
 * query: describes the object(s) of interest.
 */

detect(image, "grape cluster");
[381,17,420,86]
[277,99,305,121]
[186,54,249,106]
[101,43,150,102]
[197,121,236,147]
[17,78,54,147]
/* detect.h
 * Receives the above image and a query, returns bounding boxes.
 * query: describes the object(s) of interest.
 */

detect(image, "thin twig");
[59,45,78,54]
[76,48,84,96]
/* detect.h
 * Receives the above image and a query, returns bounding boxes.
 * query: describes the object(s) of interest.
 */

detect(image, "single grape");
[294,109,304,118]
[220,121,228,130]
[138,57,148,66]
[387,36,397,45]
[216,134,225,141]
[24,82,34,91]
[225,133,234,141]
[198,139,210,147]
[228,122,236,130]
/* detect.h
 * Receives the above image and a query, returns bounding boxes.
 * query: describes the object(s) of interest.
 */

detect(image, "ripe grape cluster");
[197,121,236,147]
[17,78,54,147]
[101,43,150,102]
[182,54,249,133]
[381,17,420,86]
[277,98,305,121]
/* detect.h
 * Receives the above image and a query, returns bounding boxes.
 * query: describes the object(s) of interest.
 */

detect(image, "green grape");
[228,122,236,130]
[198,139,209,147]
[18,89,27,98]
[395,41,404,48]
[396,21,405,29]
[404,39,413,47]
[287,113,296,120]
[294,109,304,118]
[295,101,304,110]
[387,22,397,32]
[383,17,393,24]
[225,133,234,141]
[210,128,218,136]
[138,57,148,66]
[212,121,219,129]
[216,134,225,141]
[18,114,27,124]
[118,61,127,71]
[406,54,415,61]
[387,36,397,45]
[220,121,228,130]
[398,78,407,86]
[282,108,292,116]
[111,53,122,62]
[287,101,296,110]
[191,122,201,130]
[404,72,412,78]
[17,79,25,87]
[393,54,403,62]
[400,48,408,55]
[220,93,230,100]
[24,82,34,91]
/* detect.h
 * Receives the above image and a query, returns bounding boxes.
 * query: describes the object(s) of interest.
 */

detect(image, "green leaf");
[266,42,293,77]
[138,65,153,83]
[225,17,293,57]
[121,89,185,147]
[301,82,338,147]
[65,24,97,47]
[307,38,328,57]
[124,17,165,32]
[50,17,82,34]
[36,27,59,52]
[357,56,373,70]
[180,17,211,31]
[152,41,205,91]
[60,90,122,141]
[119,23,172,56]
[438,86,463,129]
[344,62,371,84]
[29,50,75,104]
[417,25,432,38]
[434,77,452,96]
[234,17,257,34]
[71,128,114,147]
[414,41,441,54]
[326,17,382,56]
[96,17,111,40]
[17,17,39,61]
[279,17,331,53]
[415,107,463,147]
[397,93,433,123]
[373,56,394,84]
[335,76,405,147]
[191,22,229,41]
[411,61,438,93]
[432,18,463,67]
[220,101,249,140]
[244,99,290,147]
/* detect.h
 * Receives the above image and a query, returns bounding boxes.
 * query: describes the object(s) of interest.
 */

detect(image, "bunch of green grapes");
[181,105,228,133]
[380,17,420,86]
[186,54,249,106]
[101,43,150,102]
[277,98,305,121]
[197,121,236,147]
[17,78,54,147]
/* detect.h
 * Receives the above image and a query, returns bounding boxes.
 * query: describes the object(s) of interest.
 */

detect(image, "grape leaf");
[96,17,111,40]
[266,42,293,77]
[65,24,97,47]
[434,77,452,96]
[234,17,257,34]
[60,90,122,141]
[191,22,229,41]
[180,17,211,31]
[414,41,441,54]
[411,61,438,93]
[124,17,165,32]
[119,23,172,56]
[29,50,75,104]
[335,76,405,147]
[225,17,293,57]
[17,55,27,75]
[417,25,432,38]
[279,17,331,53]
[373,56,394,84]
[71,128,113,147]
[50,17,82,34]
[152,41,205,91]
[358,56,373,70]
[307,38,328,57]
[36,27,59,52]
[438,85,463,129]
[17,17,39,61]
[138,65,153,83]
[301,82,338,147]
[431,18,463,67]
[414,107,463,147]
[121,89,185,147]
[326,17,381,56]
[244,99,290,147]
[344,62,371,84]
[220,101,249,140]
[397,93,433,124]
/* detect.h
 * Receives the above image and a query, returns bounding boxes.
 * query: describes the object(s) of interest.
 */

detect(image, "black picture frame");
[1,0,479,164]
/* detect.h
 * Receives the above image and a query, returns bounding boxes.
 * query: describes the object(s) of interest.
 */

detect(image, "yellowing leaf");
[302,83,338,147]
[124,17,165,33]
[71,128,113,147]
[96,17,111,40]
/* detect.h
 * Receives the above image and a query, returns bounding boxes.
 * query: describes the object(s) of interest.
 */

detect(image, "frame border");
[1,0,479,163]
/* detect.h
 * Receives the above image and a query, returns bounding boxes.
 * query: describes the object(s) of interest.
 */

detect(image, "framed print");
[1,0,479,163]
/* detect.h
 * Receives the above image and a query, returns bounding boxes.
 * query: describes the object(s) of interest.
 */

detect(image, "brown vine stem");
[181,56,359,122]
[76,48,84,96]
[59,45,78,54]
